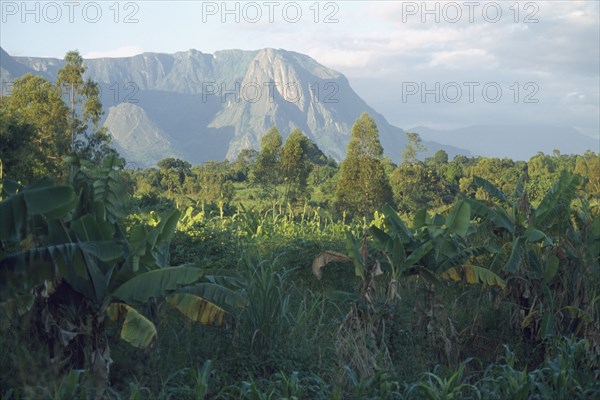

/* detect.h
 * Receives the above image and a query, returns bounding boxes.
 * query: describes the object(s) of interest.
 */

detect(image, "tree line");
[1,51,598,221]
[131,115,599,220]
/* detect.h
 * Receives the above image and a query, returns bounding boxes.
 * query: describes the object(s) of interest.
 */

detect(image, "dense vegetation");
[1,51,599,399]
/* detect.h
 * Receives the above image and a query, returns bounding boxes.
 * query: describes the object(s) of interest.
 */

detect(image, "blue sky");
[1,1,599,140]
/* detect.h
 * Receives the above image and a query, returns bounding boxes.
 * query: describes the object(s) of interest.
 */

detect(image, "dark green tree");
[231,149,258,181]
[390,162,454,212]
[427,149,448,165]
[157,158,192,202]
[382,156,398,177]
[335,113,393,217]
[0,111,34,183]
[303,138,332,166]
[280,128,313,204]
[0,74,70,182]
[252,126,282,199]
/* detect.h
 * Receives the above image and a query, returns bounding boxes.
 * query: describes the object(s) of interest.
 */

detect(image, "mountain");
[2,47,468,167]
[1,47,39,83]
[412,125,599,161]
[103,103,184,167]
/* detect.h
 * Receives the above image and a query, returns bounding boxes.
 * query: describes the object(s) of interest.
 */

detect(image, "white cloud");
[308,48,373,69]
[562,92,591,106]
[429,48,496,68]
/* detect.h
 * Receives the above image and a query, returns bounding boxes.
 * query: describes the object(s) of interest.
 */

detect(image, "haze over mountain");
[412,125,598,161]
[2,47,470,167]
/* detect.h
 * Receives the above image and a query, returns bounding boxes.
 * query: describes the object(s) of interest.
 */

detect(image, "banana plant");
[311,198,507,306]
[310,199,505,378]
[369,204,435,302]
[0,156,244,396]
[370,201,505,294]
[312,205,437,307]
[466,173,562,274]
[311,229,394,378]
[467,171,598,341]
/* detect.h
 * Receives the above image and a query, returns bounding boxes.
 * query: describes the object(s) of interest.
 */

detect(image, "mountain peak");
[3,47,469,166]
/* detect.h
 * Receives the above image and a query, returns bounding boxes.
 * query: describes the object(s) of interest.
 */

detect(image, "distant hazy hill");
[412,125,599,161]
[2,47,468,167]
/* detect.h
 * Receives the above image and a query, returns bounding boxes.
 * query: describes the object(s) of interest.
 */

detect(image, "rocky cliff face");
[3,47,468,167]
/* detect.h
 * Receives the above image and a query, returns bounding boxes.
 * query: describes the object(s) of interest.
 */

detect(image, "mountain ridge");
[2,46,470,167]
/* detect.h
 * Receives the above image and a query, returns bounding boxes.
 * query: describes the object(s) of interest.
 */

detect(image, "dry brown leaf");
[372,260,383,277]
[311,251,352,279]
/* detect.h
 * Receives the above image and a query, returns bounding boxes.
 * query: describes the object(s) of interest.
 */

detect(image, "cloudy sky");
[1,1,599,139]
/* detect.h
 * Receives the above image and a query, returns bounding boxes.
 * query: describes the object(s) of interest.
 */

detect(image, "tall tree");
[192,161,235,207]
[0,74,70,181]
[57,50,85,143]
[574,151,599,194]
[231,149,258,182]
[0,109,35,183]
[252,126,282,198]
[280,128,312,204]
[56,50,114,163]
[335,113,393,217]
[402,132,427,164]
[427,149,449,165]
[390,162,454,212]
[157,157,192,197]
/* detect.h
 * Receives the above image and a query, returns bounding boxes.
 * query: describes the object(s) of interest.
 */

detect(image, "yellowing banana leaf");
[562,306,592,322]
[440,265,506,289]
[166,293,228,326]
[179,282,248,313]
[106,303,157,348]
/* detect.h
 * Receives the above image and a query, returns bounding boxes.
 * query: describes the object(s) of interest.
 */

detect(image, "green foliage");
[280,129,313,204]
[2,83,599,399]
[391,162,455,212]
[468,171,599,344]
[0,50,119,185]
[237,257,293,364]
[192,161,235,207]
[406,360,481,400]
[57,50,115,163]
[402,132,427,164]
[335,113,393,217]
[0,158,237,395]
[252,126,283,198]
[430,150,449,165]
[0,181,76,241]
[0,75,70,181]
